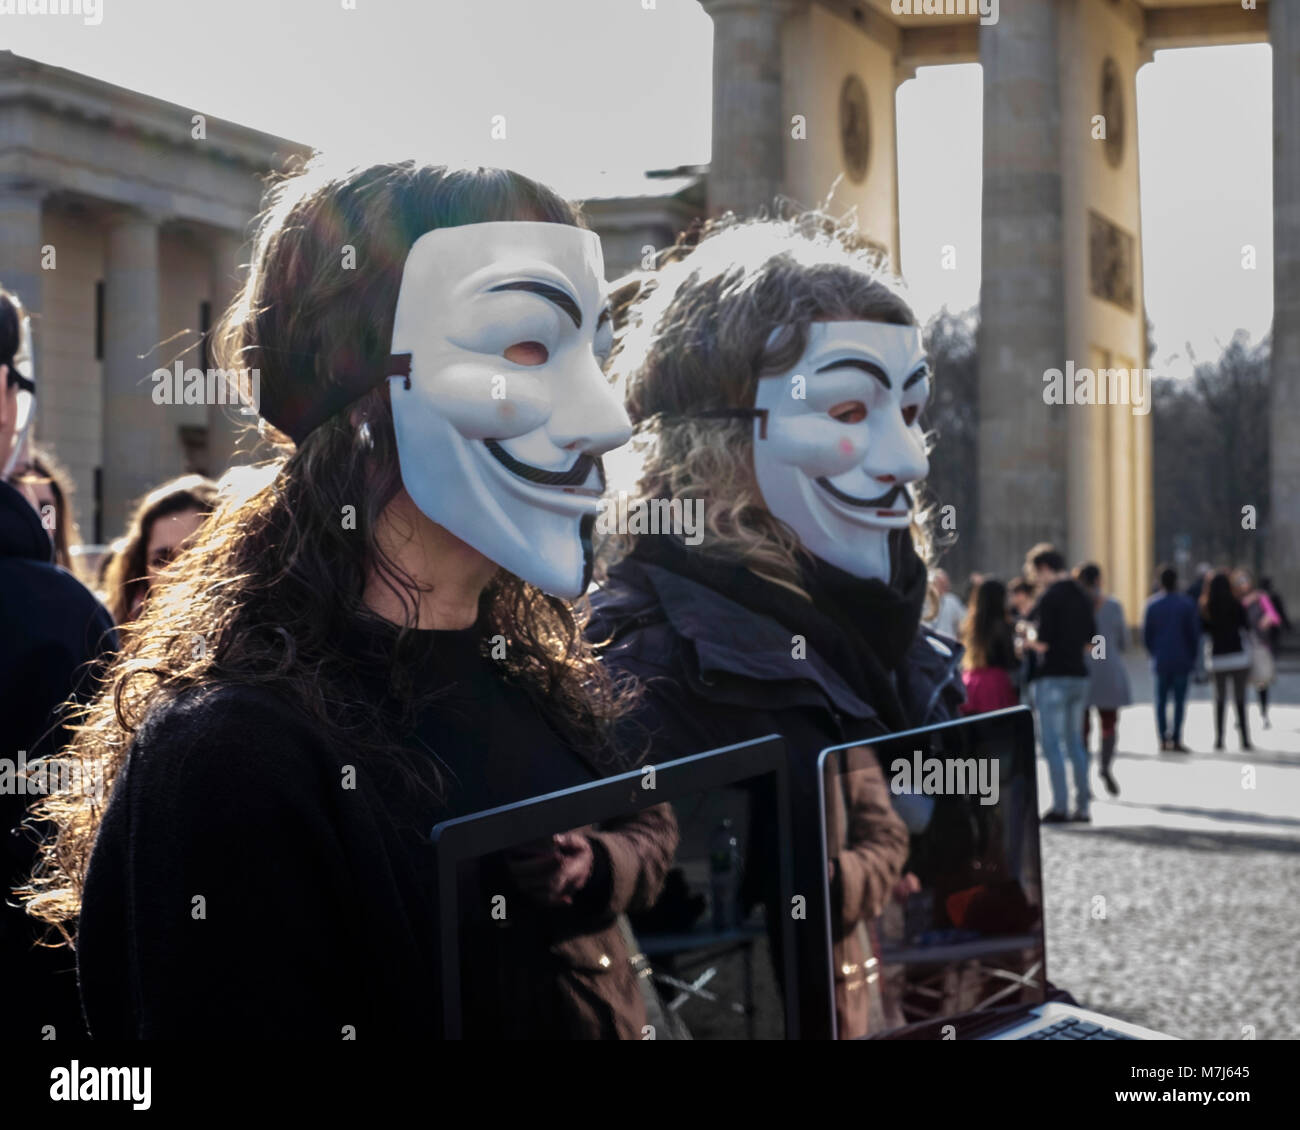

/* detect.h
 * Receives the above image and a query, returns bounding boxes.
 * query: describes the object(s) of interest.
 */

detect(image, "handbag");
[1250,642,1275,687]
[1204,630,1252,673]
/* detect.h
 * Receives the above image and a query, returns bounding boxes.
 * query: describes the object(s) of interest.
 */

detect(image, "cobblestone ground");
[1039,654,1300,1040]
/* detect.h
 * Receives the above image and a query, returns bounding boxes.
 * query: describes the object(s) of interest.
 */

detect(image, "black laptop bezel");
[816,706,1045,1040]
[432,734,798,1040]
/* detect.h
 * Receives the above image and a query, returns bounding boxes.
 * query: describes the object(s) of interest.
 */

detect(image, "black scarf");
[630,531,926,732]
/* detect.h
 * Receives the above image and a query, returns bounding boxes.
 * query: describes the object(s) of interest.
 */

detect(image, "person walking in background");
[959,577,1019,716]
[1026,546,1097,823]
[1258,577,1291,646]
[1143,564,1200,754]
[101,474,218,625]
[1009,576,1039,703]
[924,567,966,641]
[1199,571,1253,752]
[1233,568,1281,730]
[1074,562,1131,797]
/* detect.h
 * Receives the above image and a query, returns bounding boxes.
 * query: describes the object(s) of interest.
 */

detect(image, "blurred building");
[0,50,307,540]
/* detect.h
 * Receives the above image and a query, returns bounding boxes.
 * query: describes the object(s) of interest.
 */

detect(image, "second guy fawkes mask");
[751,321,930,584]
[387,222,632,599]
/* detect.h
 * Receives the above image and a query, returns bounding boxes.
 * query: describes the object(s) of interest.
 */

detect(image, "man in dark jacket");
[1143,564,1200,753]
[588,215,965,1039]
[1,289,117,1038]
[1026,547,1096,823]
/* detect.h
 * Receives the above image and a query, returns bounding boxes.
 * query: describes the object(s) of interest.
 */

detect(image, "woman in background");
[1233,568,1280,730]
[1075,562,1131,796]
[100,474,218,624]
[1199,570,1252,751]
[959,577,1019,716]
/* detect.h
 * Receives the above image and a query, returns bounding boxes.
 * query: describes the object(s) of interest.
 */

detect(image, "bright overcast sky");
[4,0,1273,381]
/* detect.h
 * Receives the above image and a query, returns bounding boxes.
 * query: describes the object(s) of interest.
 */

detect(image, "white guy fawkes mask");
[387,221,632,599]
[752,321,930,583]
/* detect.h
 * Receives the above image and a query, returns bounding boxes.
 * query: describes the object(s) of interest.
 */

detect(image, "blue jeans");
[1155,670,1190,744]
[1035,676,1092,816]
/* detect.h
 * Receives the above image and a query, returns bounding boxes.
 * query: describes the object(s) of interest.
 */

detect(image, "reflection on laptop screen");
[434,739,796,1039]
[820,709,1045,1039]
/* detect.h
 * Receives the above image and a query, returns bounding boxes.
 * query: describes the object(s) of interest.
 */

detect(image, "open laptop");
[818,707,1175,1040]
[431,735,798,1040]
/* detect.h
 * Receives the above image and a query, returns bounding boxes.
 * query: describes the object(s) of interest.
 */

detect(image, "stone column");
[102,209,162,538]
[699,0,793,217]
[0,185,47,328]
[0,186,47,459]
[1270,0,1300,601]
[976,0,1067,579]
[206,231,249,474]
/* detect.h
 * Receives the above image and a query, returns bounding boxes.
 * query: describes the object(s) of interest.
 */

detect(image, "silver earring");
[357,420,374,449]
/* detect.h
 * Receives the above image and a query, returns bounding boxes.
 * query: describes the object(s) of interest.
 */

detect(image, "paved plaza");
[1038,654,1300,1040]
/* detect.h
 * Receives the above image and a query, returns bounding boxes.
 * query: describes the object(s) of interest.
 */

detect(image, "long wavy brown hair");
[25,158,636,939]
[602,211,937,597]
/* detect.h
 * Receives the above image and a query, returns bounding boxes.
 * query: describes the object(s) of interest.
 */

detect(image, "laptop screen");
[819,708,1046,1039]
[433,737,797,1039]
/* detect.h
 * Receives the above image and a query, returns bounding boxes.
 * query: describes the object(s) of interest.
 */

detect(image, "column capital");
[102,203,168,230]
[0,179,52,204]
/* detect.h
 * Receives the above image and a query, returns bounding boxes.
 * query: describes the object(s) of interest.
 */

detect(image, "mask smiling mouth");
[483,438,605,495]
[814,478,912,514]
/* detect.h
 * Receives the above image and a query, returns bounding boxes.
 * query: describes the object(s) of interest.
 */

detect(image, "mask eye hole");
[902,404,920,427]
[829,400,866,425]
[504,341,549,366]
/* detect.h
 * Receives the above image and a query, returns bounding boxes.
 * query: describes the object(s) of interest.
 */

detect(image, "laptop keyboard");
[1020,1017,1137,1040]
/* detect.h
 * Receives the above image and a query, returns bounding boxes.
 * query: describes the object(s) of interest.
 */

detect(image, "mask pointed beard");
[386,221,631,600]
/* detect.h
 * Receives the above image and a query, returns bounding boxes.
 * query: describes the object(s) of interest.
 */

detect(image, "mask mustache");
[484,439,604,489]
[815,478,913,510]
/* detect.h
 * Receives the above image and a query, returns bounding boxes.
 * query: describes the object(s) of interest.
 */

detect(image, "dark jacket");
[1031,579,1096,679]
[587,554,965,1039]
[1143,591,1200,676]
[78,677,677,1040]
[1,479,116,1039]
[1201,598,1249,658]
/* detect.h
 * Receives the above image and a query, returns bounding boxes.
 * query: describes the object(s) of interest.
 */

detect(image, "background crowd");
[929,543,1290,824]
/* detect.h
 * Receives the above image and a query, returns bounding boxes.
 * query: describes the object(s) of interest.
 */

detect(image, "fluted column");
[102,209,161,537]
[700,0,794,217]
[1270,0,1300,600]
[976,0,1067,578]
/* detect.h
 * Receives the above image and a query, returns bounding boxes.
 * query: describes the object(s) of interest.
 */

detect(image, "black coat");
[0,479,116,1039]
[587,554,965,1038]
